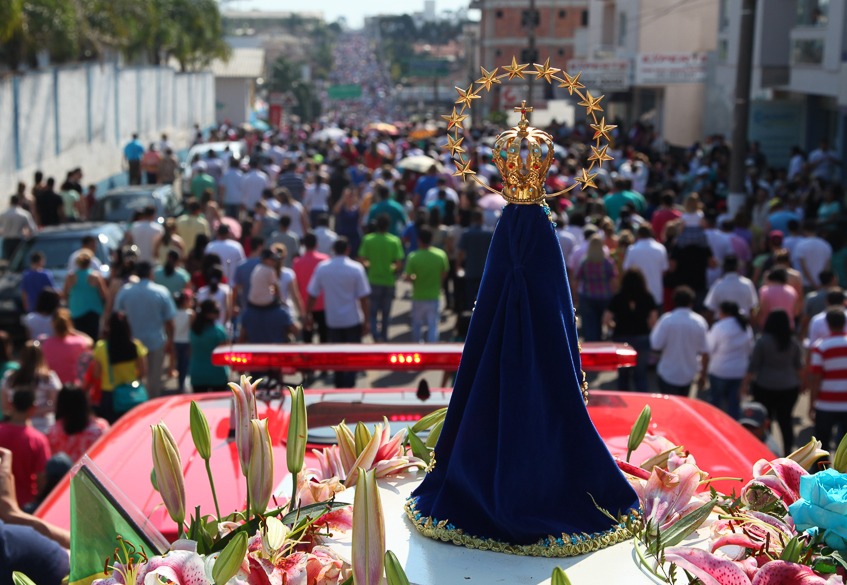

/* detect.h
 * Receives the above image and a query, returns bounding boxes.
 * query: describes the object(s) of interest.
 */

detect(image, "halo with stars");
[443,57,616,198]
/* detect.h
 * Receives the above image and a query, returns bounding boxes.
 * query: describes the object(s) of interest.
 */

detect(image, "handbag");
[107,343,148,414]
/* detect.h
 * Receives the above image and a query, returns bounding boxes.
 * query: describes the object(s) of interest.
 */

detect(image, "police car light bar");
[211,343,636,372]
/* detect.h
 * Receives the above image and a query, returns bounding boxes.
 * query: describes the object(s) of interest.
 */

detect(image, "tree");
[267,55,321,122]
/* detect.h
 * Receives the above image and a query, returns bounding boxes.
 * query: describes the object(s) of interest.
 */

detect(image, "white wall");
[215,78,251,126]
[0,64,214,198]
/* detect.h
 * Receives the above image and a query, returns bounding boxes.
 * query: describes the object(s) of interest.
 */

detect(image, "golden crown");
[493,101,555,204]
[443,57,616,206]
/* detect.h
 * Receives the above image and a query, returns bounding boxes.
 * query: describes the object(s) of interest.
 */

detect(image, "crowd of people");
[0,98,845,535]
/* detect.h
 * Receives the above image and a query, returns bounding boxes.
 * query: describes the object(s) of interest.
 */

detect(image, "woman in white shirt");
[274,244,305,319]
[703,300,754,420]
[303,173,331,227]
[196,265,232,329]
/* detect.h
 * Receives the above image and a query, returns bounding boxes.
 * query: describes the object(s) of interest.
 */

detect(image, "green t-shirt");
[189,323,230,387]
[191,173,217,200]
[358,232,405,287]
[405,247,448,301]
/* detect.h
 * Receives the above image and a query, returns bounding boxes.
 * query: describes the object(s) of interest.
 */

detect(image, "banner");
[566,59,630,91]
[635,53,708,85]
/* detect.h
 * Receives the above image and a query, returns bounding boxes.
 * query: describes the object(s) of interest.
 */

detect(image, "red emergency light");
[211,342,636,372]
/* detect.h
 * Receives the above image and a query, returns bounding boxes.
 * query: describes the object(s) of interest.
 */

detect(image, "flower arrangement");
[621,405,847,585]
[88,377,430,585]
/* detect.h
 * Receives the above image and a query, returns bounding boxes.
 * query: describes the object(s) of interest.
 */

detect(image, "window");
[796,0,829,26]
[792,38,825,64]
[718,39,729,62]
[558,48,565,55]
[559,10,566,18]
[581,10,589,26]
[719,0,730,31]
[618,12,627,47]
[495,9,503,18]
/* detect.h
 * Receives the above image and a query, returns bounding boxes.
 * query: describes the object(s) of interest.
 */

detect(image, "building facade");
[707,0,846,174]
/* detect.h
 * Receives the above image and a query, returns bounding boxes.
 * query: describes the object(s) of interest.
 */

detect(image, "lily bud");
[551,567,573,585]
[788,437,828,470]
[190,401,212,461]
[12,573,37,585]
[626,405,651,462]
[286,385,307,476]
[229,377,258,476]
[352,468,385,585]
[212,531,248,585]
[833,433,847,473]
[384,550,410,585]
[354,422,372,456]
[151,422,186,527]
[263,516,290,555]
[248,418,274,517]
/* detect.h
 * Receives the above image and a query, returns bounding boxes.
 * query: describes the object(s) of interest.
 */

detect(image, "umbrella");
[477,193,507,210]
[312,127,347,141]
[408,127,439,141]
[397,155,443,174]
[365,122,399,135]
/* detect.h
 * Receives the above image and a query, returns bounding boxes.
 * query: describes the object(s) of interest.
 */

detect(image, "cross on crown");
[514,100,534,124]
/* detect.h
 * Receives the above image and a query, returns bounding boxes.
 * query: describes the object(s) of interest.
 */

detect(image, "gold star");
[452,160,476,180]
[558,71,585,96]
[587,145,614,167]
[574,168,598,190]
[503,56,529,80]
[441,107,468,130]
[455,84,481,109]
[577,90,604,115]
[443,133,466,157]
[475,66,501,91]
[590,118,617,142]
[533,58,561,83]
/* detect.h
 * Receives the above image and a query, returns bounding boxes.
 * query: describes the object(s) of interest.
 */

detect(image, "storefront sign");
[635,53,708,85]
[566,59,630,91]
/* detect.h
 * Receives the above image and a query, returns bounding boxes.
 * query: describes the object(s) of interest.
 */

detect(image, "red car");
[35,343,774,542]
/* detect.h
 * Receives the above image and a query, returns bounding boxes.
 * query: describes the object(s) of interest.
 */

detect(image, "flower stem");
[205,459,221,520]
[290,470,298,515]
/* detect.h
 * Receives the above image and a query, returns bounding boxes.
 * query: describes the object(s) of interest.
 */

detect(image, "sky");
[223,0,445,28]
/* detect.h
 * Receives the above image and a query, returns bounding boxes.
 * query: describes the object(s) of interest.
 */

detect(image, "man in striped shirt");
[808,308,847,450]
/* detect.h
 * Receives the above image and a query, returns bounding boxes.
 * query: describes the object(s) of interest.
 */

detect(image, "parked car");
[181,140,245,193]
[35,343,773,546]
[0,222,123,341]
[91,185,180,224]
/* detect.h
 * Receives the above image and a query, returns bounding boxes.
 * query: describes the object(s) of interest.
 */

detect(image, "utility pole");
[727,0,757,217]
[526,0,538,106]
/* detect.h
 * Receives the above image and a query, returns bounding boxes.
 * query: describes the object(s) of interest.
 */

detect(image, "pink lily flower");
[229,376,259,476]
[93,548,210,585]
[312,419,425,487]
[632,462,708,535]
[741,458,808,509]
[664,549,843,585]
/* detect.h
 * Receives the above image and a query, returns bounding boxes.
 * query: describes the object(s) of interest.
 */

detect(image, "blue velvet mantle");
[411,204,639,545]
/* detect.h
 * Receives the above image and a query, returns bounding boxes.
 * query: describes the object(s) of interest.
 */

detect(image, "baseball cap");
[738,402,768,428]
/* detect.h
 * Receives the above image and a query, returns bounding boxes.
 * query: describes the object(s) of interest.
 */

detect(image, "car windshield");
[10,236,85,272]
[96,194,157,222]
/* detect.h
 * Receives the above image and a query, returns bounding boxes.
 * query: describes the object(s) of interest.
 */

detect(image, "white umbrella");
[312,127,347,141]
[397,155,443,174]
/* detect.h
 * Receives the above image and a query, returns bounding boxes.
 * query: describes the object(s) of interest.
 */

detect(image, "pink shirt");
[40,334,91,384]
[0,423,50,507]
[758,284,798,328]
[293,250,329,312]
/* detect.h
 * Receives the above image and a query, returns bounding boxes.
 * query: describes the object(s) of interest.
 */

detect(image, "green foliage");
[266,55,322,122]
[0,0,229,70]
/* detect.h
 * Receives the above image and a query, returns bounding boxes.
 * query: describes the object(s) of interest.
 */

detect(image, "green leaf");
[407,430,430,464]
[212,531,247,585]
[384,550,411,585]
[648,499,716,555]
[425,419,443,449]
[12,573,36,585]
[411,407,447,433]
[780,536,803,563]
[551,567,572,585]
